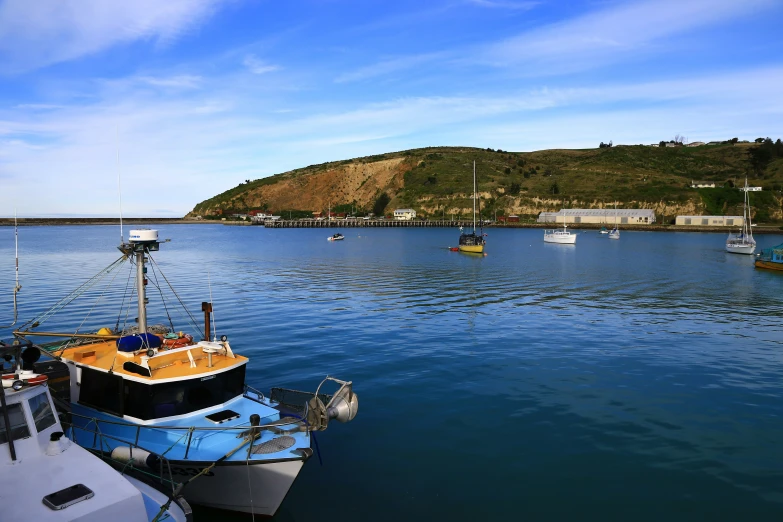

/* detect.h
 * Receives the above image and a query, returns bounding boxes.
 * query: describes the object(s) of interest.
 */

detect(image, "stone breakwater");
[0,218,200,226]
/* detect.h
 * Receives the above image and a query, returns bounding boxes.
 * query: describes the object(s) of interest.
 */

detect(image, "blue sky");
[1,0,782,217]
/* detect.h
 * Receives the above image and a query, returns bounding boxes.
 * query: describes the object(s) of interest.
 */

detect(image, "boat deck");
[58,339,246,381]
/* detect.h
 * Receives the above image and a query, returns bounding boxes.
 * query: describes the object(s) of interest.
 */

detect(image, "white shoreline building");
[538,209,656,225]
[393,209,417,220]
[675,216,745,227]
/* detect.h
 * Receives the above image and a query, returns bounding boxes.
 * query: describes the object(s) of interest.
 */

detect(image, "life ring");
[163,334,193,349]
[2,373,48,387]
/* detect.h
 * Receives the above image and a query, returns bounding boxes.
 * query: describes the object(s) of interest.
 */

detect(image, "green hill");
[190,141,783,224]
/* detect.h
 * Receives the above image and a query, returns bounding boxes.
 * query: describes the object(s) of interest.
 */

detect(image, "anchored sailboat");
[608,202,620,240]
[458,161,486,253]
[726,179,756,255]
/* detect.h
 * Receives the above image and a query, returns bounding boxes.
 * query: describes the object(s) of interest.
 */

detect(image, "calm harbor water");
[2,224,783,521]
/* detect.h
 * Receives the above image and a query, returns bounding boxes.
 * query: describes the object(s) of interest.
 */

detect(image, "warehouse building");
[538,209,657,225]
[675,216,744,227]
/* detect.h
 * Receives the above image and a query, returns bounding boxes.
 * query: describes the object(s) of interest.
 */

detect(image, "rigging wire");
[115,260,135,332]
[19,255,127,331]
[146,261,175,332]
[56,256,126,357]
[147,255,204,339]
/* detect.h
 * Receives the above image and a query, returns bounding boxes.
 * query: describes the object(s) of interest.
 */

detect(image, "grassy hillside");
[190,142,783,223]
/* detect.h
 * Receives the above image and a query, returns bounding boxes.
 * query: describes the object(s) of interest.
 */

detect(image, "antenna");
[2,210,21,328]
[117,126,124,245]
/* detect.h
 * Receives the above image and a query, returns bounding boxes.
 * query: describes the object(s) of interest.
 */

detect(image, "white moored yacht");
[544,216,576,244]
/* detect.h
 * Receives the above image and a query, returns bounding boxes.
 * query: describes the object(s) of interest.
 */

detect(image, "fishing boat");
[726,179,756,255]
[755,243,783,271]
[599,226,608,235]
[328,233,344,241]
[544,216,576,244]
[12,229,359,516]
[608,202,620,240]
[458,161,486,254]
[0,339,191,522]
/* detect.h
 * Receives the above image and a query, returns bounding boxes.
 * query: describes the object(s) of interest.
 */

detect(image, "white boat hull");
[726,243,755,255]
[608,231,620,240]
[172,459,304,516]
[544,233,576,244]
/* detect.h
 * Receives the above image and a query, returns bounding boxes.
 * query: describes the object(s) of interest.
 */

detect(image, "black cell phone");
[205,409,240,424]
[42,484,94,510]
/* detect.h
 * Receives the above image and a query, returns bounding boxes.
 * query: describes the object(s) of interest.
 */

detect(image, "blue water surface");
[1,224,782,521]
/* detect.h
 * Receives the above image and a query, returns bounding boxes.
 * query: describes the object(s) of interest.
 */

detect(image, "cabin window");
[0,403,30,444]
[684,218,691,225]
[28,392,57,432]
[621,217,628,224]
[726,219,734,226]
[78,367,123,416]
[574,217,581,223]
[702,219,709,225]
[123,365,246,420]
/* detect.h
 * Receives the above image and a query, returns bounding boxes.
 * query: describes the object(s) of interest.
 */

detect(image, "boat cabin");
[57,338,247,423]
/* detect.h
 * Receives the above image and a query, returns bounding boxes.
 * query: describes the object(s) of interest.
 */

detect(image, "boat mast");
[473,161,477,233]
[745,178,752,238]
[136,250,146,334]
[121,230,160,334]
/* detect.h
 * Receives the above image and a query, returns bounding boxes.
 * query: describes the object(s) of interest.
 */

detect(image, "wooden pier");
[262,219,475,228]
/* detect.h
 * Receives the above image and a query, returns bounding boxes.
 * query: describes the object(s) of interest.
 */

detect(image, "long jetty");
[263,219,474,228]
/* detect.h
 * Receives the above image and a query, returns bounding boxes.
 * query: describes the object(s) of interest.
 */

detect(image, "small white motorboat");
[328,233,345,241]
[0,340,191,522]
[544,217,576,244]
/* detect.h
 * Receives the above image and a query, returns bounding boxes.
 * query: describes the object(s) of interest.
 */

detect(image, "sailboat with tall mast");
[608,201,620,240]
[726,178,756,255]
[458,161,486,253]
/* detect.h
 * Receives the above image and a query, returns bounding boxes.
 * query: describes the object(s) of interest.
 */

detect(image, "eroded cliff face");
[193,157,409,214]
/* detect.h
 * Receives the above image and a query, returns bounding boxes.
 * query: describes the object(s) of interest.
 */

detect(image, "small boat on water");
[0,339,191,522]
[599,226,608,234]
[608,202,620,240]
[328,233,345,241]
[11,229,359,517]
[726,178,756,255]
[458,161,486,254]
[755,243,783,271]
[544,216,576,244]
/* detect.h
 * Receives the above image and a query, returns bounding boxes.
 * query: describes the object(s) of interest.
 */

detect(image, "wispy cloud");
[13,104,65,111]
[483,0,776,74]
[0,0,226,73]
[335,53,445,83]
[466,0,539,10]
[3,64,780,214]
[138,75,203,89]
[243,54,280,75]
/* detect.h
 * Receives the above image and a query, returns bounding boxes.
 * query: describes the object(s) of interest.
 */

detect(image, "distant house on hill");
[740,186,763,192]
[691,180,716,188]
[393,209,416,220]
[686,142,705,147]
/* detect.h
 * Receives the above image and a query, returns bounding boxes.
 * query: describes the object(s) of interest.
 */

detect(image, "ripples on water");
[2,225,783,521]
